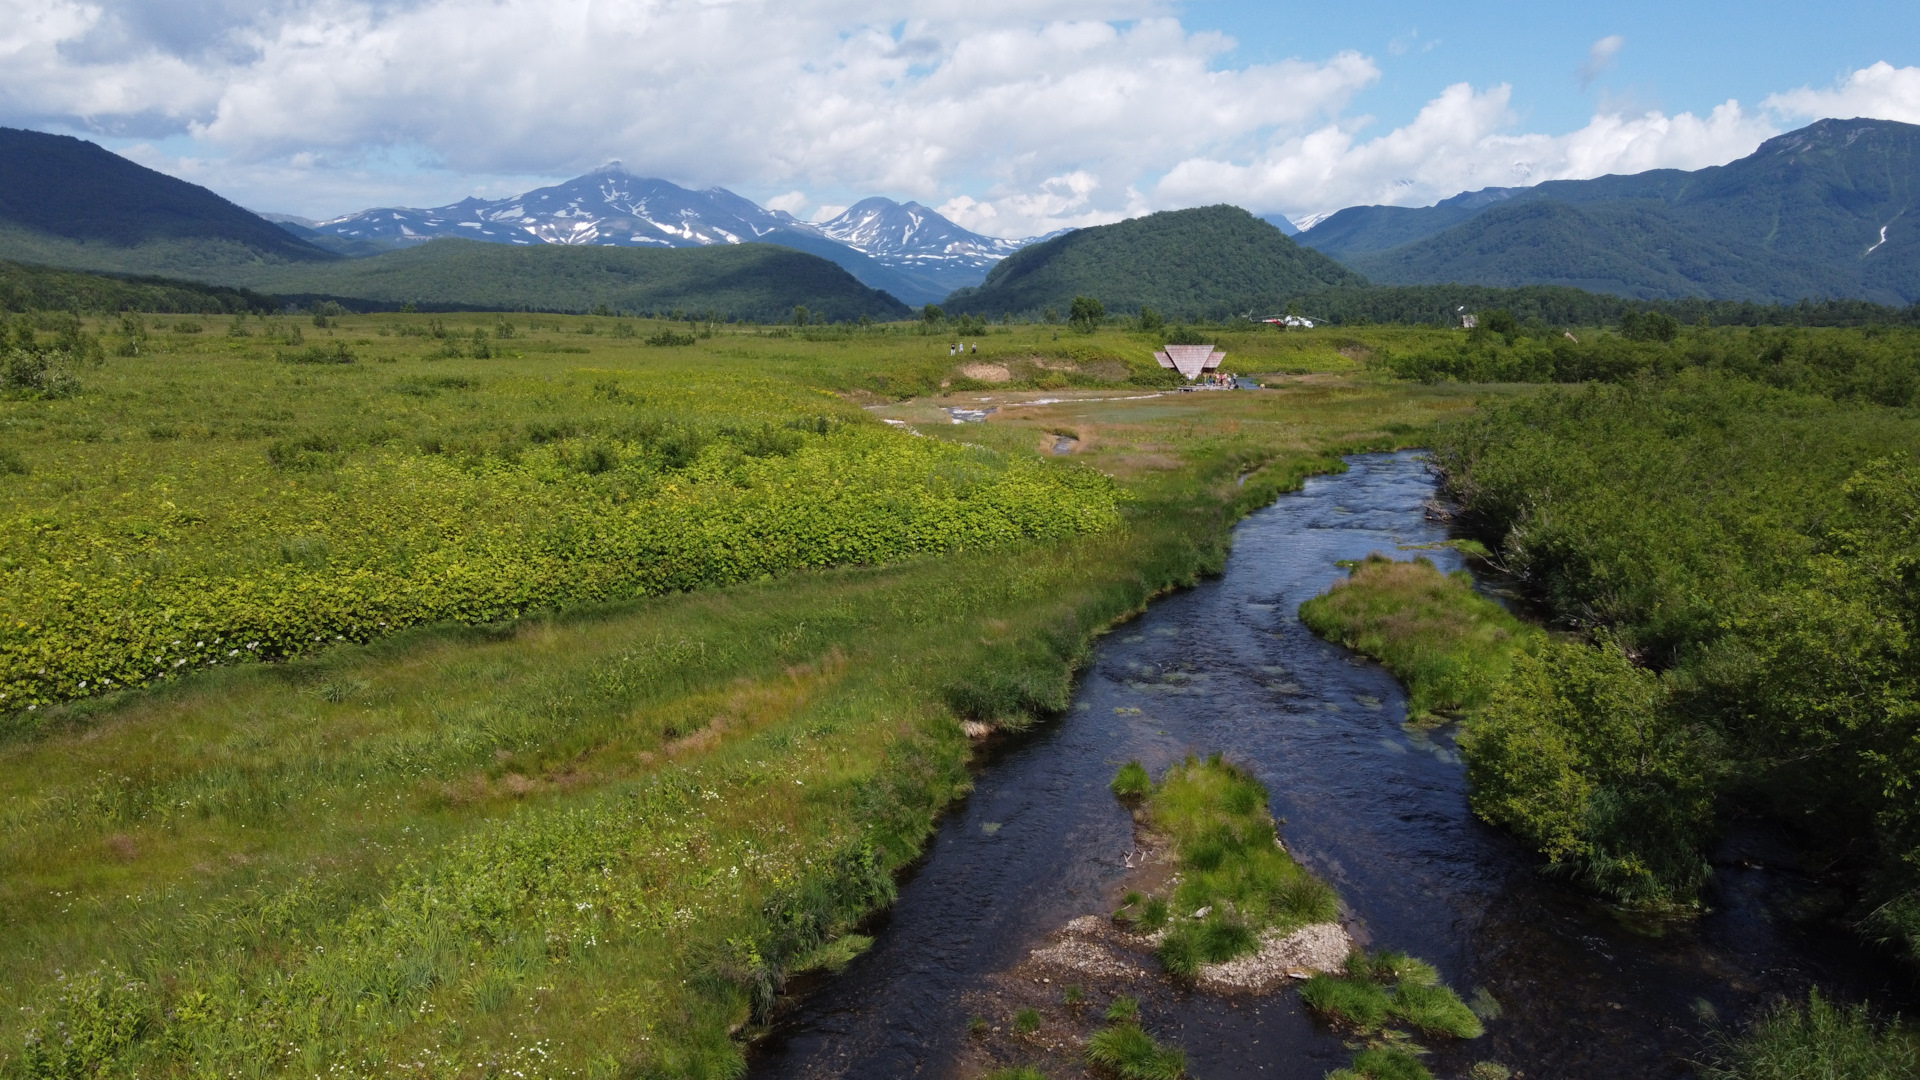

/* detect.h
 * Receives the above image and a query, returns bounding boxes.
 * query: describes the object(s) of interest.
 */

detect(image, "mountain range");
[3,118,1918,316]
[1299,117,1920,305]
[274,170,1051,306]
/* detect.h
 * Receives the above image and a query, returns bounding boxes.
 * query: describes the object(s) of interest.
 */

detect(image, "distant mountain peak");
[815,197,1026,266]
[1759,116,1914,159]
[288,173,1053,305]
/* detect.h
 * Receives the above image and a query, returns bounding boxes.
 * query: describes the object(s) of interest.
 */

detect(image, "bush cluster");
[1434,373,1920,927]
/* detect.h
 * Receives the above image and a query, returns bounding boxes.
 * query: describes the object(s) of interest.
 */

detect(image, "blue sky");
[3,0,1917,235]
[1188,0,1920,131]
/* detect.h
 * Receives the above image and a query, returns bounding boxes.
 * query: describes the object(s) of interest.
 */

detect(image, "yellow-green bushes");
[1,375,1117,718]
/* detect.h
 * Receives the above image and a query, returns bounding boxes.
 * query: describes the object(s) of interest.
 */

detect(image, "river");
[751,450,1909,1079]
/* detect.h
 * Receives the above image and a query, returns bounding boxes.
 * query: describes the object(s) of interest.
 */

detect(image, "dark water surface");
[752,451,1909,1079]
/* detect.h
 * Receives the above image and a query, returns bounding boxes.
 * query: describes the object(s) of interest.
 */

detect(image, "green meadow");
[0,311,1486,1078]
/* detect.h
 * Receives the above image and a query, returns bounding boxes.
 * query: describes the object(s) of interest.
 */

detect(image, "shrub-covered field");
[1,363,1117,717]
[1428,372,1920,922]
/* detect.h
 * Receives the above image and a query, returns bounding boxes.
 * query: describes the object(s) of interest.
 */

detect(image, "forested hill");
[0,260,278,314]
[943,205,1365,319]
[1300,118,1920,305]
[0,128,338,276]
[224,238,912,321]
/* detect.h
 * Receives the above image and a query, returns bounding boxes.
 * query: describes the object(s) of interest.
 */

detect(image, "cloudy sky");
[4,0,1919,236]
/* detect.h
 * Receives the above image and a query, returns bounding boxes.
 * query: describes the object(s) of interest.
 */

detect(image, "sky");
[3,0,1919,237]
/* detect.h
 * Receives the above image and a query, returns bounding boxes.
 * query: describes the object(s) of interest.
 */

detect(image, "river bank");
[751,451,1914,1080]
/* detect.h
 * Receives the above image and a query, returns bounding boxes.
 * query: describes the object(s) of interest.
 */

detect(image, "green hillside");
[1306,118,1920,304]
[224,238,912,321]
[1345,198,1866,302]
[0,127,337,276]
[944,204,1366,319]
[0,260,276,314]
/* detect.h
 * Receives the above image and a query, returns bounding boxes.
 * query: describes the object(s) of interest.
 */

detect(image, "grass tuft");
[1301,972,1393,1029]
[1110,760,1151,801]
[1303,950,1483,1040]
[1330,1045,1435,1080]
[1085,1023,1186,1080]
[1390,980,1486,1039]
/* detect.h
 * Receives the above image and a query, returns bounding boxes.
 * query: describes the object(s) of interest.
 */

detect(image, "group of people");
[948,342,978,356]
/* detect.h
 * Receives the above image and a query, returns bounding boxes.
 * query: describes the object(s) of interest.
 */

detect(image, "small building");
[1155,344,1225,381]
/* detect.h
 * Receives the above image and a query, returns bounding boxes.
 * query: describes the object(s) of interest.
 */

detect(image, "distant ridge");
[1300,117,1920,304]
[945,205,1365,319]
[0,127,337,275]
[287,173,1052,305]
[225,238,912,322]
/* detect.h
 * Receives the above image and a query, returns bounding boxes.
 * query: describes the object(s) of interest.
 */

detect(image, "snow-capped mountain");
[305,166,800,248]
[280,169,1054,305]
[818,197,1021,269]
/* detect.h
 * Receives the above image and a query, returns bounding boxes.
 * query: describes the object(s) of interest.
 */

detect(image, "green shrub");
[1459,639,1712,906]
[279,341,355,364]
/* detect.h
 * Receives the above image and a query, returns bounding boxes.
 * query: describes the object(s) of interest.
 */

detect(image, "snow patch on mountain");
[292,170,1056,304]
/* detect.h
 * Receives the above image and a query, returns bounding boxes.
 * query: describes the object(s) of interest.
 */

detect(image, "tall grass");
[1298,554,1540,721]
[1706,991,1919,1080]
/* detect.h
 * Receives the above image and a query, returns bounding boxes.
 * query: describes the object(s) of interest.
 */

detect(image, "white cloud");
[763,191,810,216]
[5,1,1920,239]
[1765,61,1920,125]
[1156,89,1778,220]
[1578,34,1624,92]
[0,0,1383,233]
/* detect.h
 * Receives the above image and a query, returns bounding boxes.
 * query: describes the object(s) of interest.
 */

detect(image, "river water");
[751,451,1909,1080]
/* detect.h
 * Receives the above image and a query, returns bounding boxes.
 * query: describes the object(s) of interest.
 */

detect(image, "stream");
[751,451,1911,1079]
